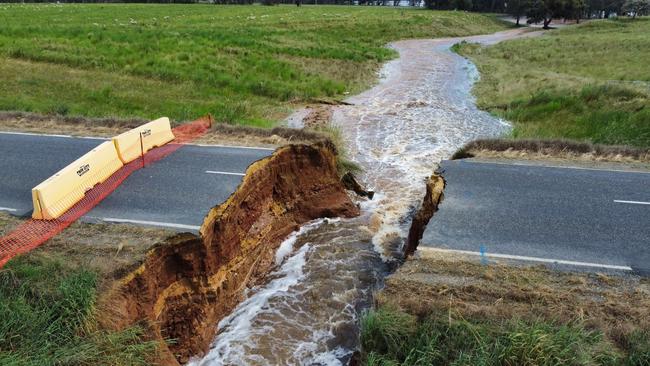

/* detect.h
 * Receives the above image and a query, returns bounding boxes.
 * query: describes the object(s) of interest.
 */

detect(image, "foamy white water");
[191,28,538,366]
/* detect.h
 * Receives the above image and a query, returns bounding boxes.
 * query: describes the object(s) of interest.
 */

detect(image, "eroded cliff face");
[101,143,359,365]
[403,174,445,257]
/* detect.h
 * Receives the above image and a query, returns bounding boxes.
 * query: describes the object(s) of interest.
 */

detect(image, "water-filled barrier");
[0,115,213,267]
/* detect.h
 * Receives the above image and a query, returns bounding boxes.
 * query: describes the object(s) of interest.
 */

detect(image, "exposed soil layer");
[100,142,359,365]
[302,105,333,128]
[403,174,445,257]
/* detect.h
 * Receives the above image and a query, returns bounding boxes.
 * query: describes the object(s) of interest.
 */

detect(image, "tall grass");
[455,18,650,148]
[506,84,650,146]
[360,307,650,365]
[0,255,157,365]
[312,124,363,174]
[0,4,509,125]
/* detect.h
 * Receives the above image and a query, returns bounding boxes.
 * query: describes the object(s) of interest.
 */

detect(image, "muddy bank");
[100,142,358,365]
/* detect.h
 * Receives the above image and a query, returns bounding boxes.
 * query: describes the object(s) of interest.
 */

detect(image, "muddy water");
[189,28,537,366]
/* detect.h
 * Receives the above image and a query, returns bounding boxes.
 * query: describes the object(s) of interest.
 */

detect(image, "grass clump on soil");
[360,307,627,366]
[362,254,650,366]
[0,4,509,126]
[313,124,363,175]
[455,18,650,148]
[0,255,157,365]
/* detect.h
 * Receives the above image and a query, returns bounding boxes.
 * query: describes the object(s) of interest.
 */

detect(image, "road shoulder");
[0,112,328,149]
[367,250,650,363]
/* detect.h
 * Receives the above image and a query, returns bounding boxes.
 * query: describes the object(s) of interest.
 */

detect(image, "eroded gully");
[189,28,540,366]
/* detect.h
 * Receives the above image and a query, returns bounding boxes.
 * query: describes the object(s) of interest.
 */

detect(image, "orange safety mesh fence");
[0,115,213,268]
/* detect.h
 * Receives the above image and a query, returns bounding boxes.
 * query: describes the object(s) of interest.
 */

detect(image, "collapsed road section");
[100,142,360,365]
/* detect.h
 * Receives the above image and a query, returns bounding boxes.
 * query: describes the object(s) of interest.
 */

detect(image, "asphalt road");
[422,159,650,274]
[0,132,272,230]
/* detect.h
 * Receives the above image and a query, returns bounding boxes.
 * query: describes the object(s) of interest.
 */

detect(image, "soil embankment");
[403,174,445,257]
[100,142,359,365]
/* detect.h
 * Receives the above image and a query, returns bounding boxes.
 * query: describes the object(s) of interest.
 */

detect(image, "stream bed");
[189,28,535,366]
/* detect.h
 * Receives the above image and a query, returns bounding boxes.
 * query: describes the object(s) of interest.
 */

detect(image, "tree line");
[505,0,649,27]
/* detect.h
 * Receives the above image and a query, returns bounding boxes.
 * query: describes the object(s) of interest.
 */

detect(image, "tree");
[452,0,473,9]
[623,0,650,18]
[526,0,574,28]
[506,0,531,25]
[564,0,587,22]
[527,0,551,28]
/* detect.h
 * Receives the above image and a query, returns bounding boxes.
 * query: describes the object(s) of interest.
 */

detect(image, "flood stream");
[189,28,538,366]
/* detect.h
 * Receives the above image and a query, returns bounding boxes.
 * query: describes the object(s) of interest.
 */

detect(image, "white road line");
[0,130,72,138]
[614,200,650,205]
[418,247,633,271]
[462,159,650,174]
[100,217,200,231]
[205,170,245,176]
[0,130,109,140]
[0,207,17,212]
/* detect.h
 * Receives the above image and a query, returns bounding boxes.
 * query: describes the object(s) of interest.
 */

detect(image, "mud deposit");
[102,143,357,365]
[191,29,536,365]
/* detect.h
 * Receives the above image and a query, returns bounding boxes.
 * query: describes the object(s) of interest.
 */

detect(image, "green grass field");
[0,255,157,365]
[0,4,507,126]
[455,19,650,148]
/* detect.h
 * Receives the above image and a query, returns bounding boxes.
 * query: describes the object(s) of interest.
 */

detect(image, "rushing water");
[189,29,535,366]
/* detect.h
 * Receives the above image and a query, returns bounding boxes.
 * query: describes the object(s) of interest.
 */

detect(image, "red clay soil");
[99,142,359,365]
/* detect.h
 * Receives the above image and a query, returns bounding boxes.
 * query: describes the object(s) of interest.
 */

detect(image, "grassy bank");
[0,213,174,365]
[361,307,649,365]
[0,256,156,365]
[0,4,508,126]
[360,253,650,365]
[455,19,650,148]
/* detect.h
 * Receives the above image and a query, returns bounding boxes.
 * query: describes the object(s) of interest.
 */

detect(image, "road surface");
[0,131,272,230]
[422,159,650,274]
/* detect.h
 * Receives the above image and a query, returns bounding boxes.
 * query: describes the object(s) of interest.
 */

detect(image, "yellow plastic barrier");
[112,117,175,164]
[31,141,124,220]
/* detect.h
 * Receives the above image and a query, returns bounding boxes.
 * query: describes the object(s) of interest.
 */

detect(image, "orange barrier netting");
[0,115,213,268]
